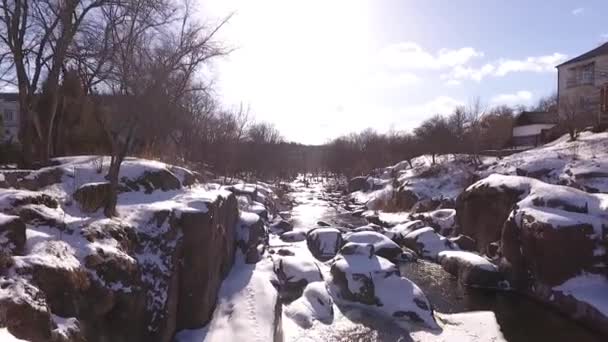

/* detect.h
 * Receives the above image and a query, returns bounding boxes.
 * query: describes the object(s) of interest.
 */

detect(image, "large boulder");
[327,252,438,331]
[344,231,404,262]
[122,169,181,194]
[283,281,333,328]
[306,228,343,261]
[273,256,323,302]
[455,174,527,253]
[402,227,458,260]
[438,251,504,288]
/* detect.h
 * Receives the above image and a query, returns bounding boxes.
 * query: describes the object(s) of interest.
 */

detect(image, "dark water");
[294,180,605,342]
[400,260,605,342]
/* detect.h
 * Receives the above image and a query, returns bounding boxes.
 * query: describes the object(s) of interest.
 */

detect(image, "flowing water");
[285,177,605,342]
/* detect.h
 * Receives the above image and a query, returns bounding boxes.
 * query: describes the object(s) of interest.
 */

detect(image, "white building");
[0,93,19,143]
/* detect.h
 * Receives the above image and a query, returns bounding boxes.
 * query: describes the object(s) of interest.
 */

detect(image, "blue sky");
[200,0,608,144]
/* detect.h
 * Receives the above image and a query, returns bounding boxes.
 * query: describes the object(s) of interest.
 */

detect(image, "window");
[581,63,595,85]
[4,110,14,122]
[567,63,595,88]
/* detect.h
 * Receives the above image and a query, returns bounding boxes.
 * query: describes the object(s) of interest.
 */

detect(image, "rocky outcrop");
[176,193,239,330]
[0,277,54,342]
[73,182,112,213]
[394,186,418,210]
[123,169,181,194]
[455,175,526,253]
[347,176,369,193]
[0,213,26,255]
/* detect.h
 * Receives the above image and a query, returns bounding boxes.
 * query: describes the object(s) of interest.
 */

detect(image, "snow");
[553,273,608,317]
[175,258,279,342]
[437,251,497,272]
[404,227,458,260]
[0,329,27,342]
[52,314,80,340]
[410,311,507,342]
[344,231,399,252]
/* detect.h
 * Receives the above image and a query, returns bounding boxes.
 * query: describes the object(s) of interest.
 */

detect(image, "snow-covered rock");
[306,228,343,261]
[343,231,404,262]
[0,156,241,341]
[327,253,438,331]
[283,281,334,328]
[274,255,323,302]
[236,212,268,264]
[279,230,307,243]
[402,227,458,260]
[437,251,504,289]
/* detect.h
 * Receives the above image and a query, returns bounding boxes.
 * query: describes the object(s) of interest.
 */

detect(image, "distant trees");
[324,100,517,177]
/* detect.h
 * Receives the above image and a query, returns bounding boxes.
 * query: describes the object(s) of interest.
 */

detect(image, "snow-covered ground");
[175,177,507,342]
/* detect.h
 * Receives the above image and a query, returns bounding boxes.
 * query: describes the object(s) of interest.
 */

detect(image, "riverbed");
[280,177,604,342]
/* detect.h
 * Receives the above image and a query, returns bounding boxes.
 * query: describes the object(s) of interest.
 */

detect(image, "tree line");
[325,99,534,178]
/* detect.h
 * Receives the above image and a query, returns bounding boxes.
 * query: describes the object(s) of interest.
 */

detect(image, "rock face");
[73,182,112,213]
[347,176,370,193]
[394,186,418,210]
[0,277,53,342]
[0,158,244,342]
[455,175,526,253]
[0,213,26,255]
[306,228,343,261]
[460,174,608,334]
[176,193,239,330]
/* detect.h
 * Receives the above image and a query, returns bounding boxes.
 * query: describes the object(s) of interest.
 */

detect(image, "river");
[283,177,604,342]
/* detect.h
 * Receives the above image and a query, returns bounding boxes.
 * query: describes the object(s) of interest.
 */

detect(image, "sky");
[197,0,608,145]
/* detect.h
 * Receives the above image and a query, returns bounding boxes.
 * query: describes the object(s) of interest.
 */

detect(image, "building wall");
[513,124,555,138]
[557,54,608,122]
[0,99,19,143]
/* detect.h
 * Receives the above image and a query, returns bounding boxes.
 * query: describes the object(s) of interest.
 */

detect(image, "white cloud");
[441,53,567,83]
[490,90,533,105]
[378,42,483,70]
[572,7,585,16]
[494,53,567,76]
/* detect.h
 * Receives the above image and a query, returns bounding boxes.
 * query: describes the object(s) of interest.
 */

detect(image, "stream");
[282,177,604,342]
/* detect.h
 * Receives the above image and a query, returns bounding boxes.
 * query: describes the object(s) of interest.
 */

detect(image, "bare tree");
[0,0,107,164]
[464,97,486,164]
[559,95,593,141]
[81,0,231,217]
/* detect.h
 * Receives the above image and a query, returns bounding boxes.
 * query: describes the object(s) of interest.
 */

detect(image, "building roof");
[557,42,608,68]
[0,93,18,102]
[514,111,557,126]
